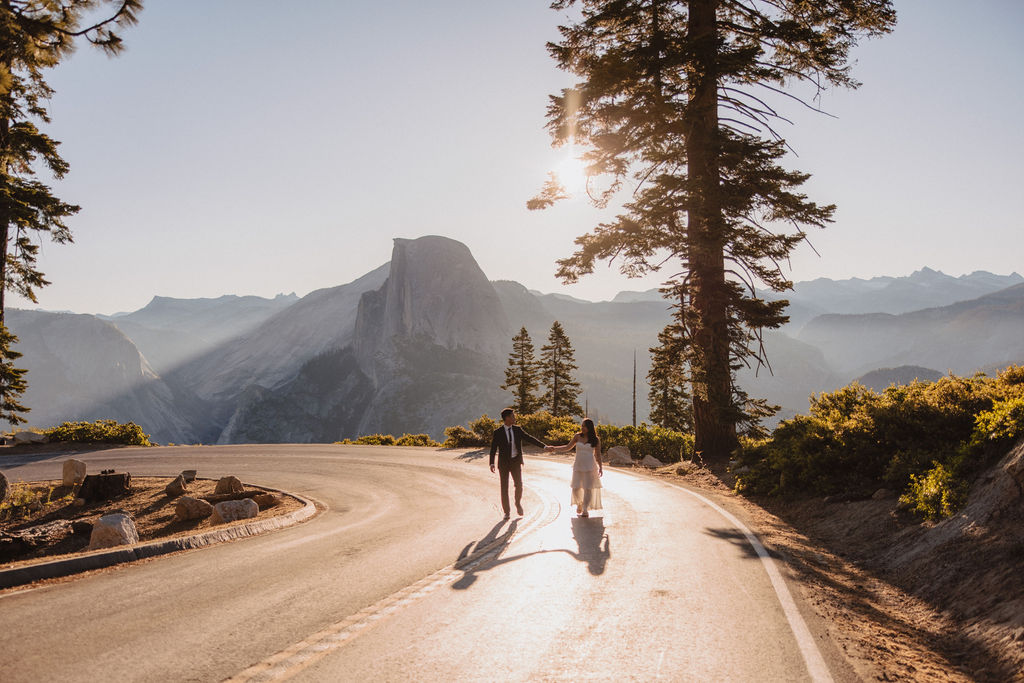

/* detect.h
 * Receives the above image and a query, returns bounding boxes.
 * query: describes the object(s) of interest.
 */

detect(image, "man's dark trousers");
[498,461,523,516]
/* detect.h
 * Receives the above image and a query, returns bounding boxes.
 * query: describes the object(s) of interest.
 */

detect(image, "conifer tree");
[0,0,142,423]
[501,326,543,414]
[539,321,583,418]
[648,286,691,432]
[530,0,895,464]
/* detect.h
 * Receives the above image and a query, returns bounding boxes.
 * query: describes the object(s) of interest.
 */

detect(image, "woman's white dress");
[571,441,602,510]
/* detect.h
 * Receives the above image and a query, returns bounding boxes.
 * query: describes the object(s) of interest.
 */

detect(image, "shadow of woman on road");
[451,516,611,590]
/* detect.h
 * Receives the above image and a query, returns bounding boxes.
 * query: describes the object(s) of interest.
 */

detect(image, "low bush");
[734,367,1024,517]
[394,433,441,447]
[44,420,152,446]
[599,423,694,463]
[900,462,969,520]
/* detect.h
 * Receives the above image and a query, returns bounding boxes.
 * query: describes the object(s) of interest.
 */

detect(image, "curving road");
[0,445,854,682]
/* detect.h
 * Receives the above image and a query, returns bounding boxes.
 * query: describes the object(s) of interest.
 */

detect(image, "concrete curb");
[0,481,318,590]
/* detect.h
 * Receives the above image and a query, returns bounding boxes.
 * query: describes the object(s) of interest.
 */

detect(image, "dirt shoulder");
[626,459,1023,682]
[1,476,306,572]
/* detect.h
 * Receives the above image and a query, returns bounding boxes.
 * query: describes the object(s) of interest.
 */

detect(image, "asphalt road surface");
[0,445,854,682]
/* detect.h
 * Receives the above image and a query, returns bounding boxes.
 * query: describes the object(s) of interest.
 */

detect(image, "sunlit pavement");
[0,447,849,682]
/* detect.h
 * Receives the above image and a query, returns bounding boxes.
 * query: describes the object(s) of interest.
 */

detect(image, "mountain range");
[8,236,1023,442]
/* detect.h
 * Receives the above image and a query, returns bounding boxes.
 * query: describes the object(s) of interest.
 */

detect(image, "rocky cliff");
[7,310,202,443]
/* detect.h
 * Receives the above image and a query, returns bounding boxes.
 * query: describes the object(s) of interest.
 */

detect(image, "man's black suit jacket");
[489,425,545,468]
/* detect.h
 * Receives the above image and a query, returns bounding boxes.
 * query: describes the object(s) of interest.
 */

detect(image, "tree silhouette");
[531,0,895,464]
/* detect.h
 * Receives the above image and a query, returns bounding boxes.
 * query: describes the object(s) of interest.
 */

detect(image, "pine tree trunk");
[686,0,737,465]
[0,111,9,327]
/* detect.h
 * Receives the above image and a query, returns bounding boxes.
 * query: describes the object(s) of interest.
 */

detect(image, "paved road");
[0,445,853,682]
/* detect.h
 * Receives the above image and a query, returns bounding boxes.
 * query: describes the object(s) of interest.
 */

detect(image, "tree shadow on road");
[451,517,610,590]
[452,449,487,462]
[702,527,782,561]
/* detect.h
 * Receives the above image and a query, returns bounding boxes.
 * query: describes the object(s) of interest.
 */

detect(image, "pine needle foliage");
[530,0,895,464]
[501,326,544,414]
[539,321,584,418]
[0,0,142,424]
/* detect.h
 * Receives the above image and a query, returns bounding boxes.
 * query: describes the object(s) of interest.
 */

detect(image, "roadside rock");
[179,469,197,483]
[88,513,139,550]
[252,493,281,510]
[212,499,259,524]
[871,488,895,500]
[640,454,664,468]
[164,475,188,498]
[63,459,87,487]
[174,496,214,522]
[605,446,633,465]
[78,472,132,503]
[12,430,48,445]
[0,471,8,504]
[214,476,244,494]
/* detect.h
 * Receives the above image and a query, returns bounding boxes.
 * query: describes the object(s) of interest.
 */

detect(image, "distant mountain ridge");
[8,245,1023,443]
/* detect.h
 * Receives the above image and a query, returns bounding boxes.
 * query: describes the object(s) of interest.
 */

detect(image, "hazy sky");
[20,0,1024,315]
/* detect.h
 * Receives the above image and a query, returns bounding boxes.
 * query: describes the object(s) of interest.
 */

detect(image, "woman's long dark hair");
[582,418,599,448]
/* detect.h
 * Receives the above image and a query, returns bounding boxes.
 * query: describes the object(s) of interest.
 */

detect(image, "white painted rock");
[605,445,633,465]
[640,454,664,468]
[63,459,87,487]
[174,496,214,521]
[88,513,139,550]
[13,430,48,445]
[212,499,259,524]
[214,475,244,494]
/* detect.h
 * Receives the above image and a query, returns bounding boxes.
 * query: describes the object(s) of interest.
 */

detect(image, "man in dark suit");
[489,408,547,519]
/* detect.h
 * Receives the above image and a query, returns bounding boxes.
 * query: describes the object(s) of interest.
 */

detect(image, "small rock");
[72,498,86,507]
[62,459,87,487]
[605,445,632,465]
[872,488,895,500]
[179,469,197,483]
[252,493,281,510]
[640,454,663,468]
[214,476,244,494]
[71,520,93,536]
[88,513,139,550]
[212,499,259,524]
[164,475,188,498]
[12,430,48,445]
[174,496,214,522]
[0,471,8,505]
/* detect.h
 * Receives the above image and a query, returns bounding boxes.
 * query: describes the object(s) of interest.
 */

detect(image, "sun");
[554,153,588,195]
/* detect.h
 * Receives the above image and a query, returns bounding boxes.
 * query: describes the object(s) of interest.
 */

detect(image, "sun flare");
[554,153,588,195]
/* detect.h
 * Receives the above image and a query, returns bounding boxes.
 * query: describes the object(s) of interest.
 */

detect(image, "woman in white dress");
[546,418,603,517]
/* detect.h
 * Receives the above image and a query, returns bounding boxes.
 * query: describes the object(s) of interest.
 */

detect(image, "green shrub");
[973,396,1024,445]
[44,420,152,446]
[599,423,693,463]
[394,433,441,447]
[517,411,578,443]
[734,368,1024,517]
[442,425,483,448]
[353,434,396,446]
[900,463,969,520]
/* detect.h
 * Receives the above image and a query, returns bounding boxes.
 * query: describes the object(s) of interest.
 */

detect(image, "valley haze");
[8,236,1023,445]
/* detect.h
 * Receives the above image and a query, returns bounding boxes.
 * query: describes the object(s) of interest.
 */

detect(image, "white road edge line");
[658,478,834,683]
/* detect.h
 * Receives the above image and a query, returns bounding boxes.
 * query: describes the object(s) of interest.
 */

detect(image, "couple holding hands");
[488,408,603,520]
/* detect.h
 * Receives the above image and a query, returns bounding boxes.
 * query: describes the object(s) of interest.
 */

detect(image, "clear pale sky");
[20,0,1024,315]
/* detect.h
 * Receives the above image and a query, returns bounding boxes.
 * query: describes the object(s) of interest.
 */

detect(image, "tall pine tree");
[501,326,543,414]
[539,321,583,418]
[0,0,142,423]
[530,0,894,464]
